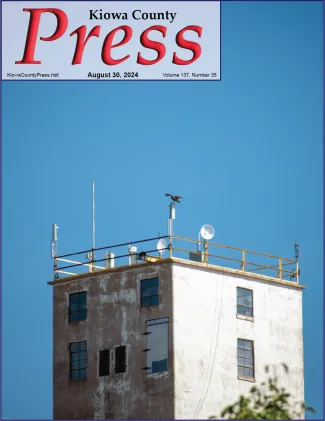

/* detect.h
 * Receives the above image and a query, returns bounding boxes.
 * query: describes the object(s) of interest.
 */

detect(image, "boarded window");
[237,338,254,379]
[237,287,253,317]
[115,346,126,374]
[146,318,169,374]
[99,349,110,377]
[141,277,159,308]
[70,340,88,381]
[69,292,87,322]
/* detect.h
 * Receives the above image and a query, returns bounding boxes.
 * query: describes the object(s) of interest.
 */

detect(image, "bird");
[165,193,182,203]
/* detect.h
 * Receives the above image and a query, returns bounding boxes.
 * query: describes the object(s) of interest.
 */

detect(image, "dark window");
[69,292,87,322]
[141,277,159,308]
[99,349,110,377]
[115,346,126,374]
[237,339,254,378]
[237,287,253,317]
[70,340,88,381]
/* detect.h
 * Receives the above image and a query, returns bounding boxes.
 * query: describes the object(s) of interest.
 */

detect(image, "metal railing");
[53,235,299,284]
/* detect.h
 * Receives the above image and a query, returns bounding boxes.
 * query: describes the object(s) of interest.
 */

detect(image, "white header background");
[2,1,221,80]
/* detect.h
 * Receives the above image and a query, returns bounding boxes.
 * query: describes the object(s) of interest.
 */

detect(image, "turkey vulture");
[165,193,182,203]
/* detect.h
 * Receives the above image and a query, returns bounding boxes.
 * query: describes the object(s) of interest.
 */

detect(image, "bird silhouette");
[165,193,182,203]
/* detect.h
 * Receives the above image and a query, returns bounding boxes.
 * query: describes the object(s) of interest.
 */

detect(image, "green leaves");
[209,365,315,420]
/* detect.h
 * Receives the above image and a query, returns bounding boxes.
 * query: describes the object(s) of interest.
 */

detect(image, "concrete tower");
[50,234,304,420]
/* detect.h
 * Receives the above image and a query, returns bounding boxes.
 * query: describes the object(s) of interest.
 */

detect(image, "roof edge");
[48,257,306,290]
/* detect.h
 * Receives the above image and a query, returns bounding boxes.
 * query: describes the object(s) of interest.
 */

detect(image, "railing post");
[53,257,58,280]
[203,241,208,264]
[279,258,282,280]
[242,250,246,271]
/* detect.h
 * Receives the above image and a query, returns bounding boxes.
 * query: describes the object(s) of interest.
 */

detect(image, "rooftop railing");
[53,235,299,284]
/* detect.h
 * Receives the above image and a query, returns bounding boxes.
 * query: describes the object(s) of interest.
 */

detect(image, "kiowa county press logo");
[15,7,203,66]
[2,1,221,80]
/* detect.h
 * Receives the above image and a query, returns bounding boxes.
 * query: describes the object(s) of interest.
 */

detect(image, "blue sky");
[2,0,323,419]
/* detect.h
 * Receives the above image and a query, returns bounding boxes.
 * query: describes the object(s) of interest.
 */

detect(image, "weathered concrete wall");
[172,262,304,419]
[53,259,304,420]
[53,262,174,420]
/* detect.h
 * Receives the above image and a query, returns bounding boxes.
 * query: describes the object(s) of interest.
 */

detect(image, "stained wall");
[53,261,174,420]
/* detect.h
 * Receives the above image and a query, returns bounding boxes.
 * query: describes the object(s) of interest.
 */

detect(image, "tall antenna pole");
[91,180,95,271]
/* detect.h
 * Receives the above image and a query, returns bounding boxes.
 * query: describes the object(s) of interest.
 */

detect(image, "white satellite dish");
[157,238,167,256]
[200,224,215,241]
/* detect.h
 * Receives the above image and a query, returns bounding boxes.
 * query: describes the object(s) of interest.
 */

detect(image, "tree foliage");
[209,364,315,420]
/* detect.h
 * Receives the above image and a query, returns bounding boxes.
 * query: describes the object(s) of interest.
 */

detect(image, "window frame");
[145,317,169,375]
[237,338,255,380]
[99,349,110,377]
[140,277,159,308]
[236,287,254,319]
[69,340,88,381]
[69,291,87,323]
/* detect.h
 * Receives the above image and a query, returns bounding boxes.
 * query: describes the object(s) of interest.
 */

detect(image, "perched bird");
[165,193,182,203]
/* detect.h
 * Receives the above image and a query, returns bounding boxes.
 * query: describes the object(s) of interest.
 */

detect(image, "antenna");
[167,202,176,258]
[200,224,215,264]
[51,223,59,258]
[168,202,176,235]
[292,242,300,284]
[128,245,137,265]
[104,251,115,269]
[91,180,95,271]
[200,224,215,241]
[157,238,167,257]
[165,193,182,258]
[92,180,95,251]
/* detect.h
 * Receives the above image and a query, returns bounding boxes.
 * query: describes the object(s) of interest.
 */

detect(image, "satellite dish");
[157,238,167,255]
[200,224,215,240]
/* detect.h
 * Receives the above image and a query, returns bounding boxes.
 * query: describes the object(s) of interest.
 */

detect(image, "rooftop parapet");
[52,234,301,287]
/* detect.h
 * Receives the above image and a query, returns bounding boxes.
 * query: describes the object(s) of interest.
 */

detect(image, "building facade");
[50,254,305,419]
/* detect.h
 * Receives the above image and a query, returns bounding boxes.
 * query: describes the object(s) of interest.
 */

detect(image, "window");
[115,346,126,374]
[69,292,87,322]
[237,287,253,317]
[99,349,110,377]
[70,340,87,381]
[141,277,159,308]
[237,339,254,379]
[145,318,169,374]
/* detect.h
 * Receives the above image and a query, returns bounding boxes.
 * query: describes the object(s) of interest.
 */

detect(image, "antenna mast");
[168,202,175,258]
[51,224,59,258]
[165,194,182,259]
[91,180,95,271]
